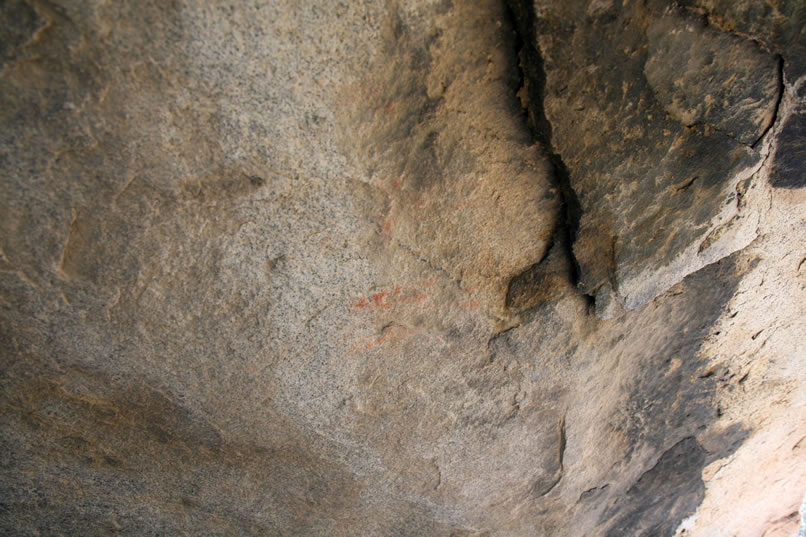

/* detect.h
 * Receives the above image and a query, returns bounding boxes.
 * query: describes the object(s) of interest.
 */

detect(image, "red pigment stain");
[457,298,480,311]
[352,286,433,312]
[377,213,394,237]
[371,292,389,306]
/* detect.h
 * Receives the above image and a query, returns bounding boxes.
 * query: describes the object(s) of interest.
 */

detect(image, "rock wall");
[1,1,804,536]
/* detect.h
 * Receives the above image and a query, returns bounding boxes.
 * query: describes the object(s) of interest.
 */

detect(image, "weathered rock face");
[511,0,782,317]
[339,0,560,317]
[1,1,804,536]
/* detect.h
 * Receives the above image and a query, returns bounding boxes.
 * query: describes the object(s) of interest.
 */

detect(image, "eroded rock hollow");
[1,0,805,535]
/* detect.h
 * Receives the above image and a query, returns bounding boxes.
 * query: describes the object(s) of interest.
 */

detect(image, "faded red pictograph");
[352,285,428,310]
[350,278,479,352]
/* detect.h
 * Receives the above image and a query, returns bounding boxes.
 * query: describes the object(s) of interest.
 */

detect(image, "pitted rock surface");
[1,1,805,536]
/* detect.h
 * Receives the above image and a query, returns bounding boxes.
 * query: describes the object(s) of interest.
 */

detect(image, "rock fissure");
[752,55,786,149]
[544,412,568,496]
[504,0,588,306]
[674,4,789,146]
[391,236,457,286]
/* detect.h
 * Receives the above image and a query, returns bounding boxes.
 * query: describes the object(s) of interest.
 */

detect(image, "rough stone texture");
[513,0,782,316]
[771,82,806,188]
[644,10,779,146]
[1,1,805,536]
[678,0,806,80]
[338,0,560,317]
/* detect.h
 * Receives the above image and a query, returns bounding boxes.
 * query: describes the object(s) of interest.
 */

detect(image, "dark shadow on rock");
[596,254,756,536]
[603,437,706,537]
[771,106,806,189]
[0,0,44,71]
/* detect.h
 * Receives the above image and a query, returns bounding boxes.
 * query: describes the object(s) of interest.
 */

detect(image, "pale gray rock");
[1,1,805,536]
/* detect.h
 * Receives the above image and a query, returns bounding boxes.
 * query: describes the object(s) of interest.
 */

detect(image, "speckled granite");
[1,1,805,536]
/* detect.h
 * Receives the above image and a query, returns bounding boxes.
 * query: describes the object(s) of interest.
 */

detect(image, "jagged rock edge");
[503,0,592,310]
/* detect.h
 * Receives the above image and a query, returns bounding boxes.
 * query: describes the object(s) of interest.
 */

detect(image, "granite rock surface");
[1,1,804,536]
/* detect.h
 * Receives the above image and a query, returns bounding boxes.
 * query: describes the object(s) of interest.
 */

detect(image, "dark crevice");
[578,484,610,503]
[542,413,567,496]
[504,234,554,310]
[676,175,698,193]
[486,324,520,353]
[503,0,588,298]
[752,54,785,149]
[531,412,566,497]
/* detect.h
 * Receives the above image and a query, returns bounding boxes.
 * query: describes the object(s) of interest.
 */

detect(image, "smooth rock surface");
[1,1,804,536]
